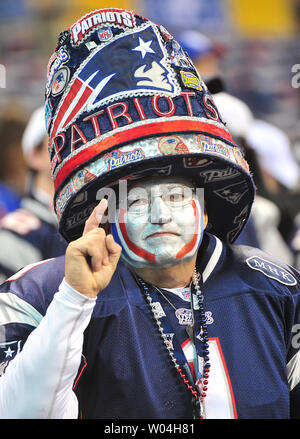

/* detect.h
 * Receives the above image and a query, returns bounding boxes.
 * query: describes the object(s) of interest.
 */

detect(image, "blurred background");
[1,0,300,275]
[1,0,300,130]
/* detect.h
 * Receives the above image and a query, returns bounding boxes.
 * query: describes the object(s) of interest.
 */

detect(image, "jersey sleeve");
[0,279,96,419]
[285,268,300,418]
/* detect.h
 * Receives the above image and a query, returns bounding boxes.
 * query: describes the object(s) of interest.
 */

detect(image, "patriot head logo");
[49,23,179,145]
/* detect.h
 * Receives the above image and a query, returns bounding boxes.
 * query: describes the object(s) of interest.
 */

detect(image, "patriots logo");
[213,181,248,204]
[51,67,69,96]
[50,23,178,145]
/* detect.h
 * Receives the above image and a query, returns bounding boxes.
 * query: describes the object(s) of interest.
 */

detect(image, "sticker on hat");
[180,71,202,90]
[104,148,145,171]
[45,98,53,131]
[51,67,70,96]
[171,41,193,68]
[158,136,189,155]
[46,47,69,96]
[70,9,135,46]
[197,135,230,160]
[97,26,113,42]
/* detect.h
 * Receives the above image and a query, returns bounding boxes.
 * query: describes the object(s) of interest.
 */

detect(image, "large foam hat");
[45,8,255,243]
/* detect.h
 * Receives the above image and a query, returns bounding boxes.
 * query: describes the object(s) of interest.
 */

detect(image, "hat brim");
[55,133,255,243]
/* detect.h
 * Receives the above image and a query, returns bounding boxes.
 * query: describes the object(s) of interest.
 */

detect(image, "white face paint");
[111,177,205,268]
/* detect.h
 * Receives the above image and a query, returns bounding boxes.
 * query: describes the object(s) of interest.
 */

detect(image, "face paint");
[111,177,205,268]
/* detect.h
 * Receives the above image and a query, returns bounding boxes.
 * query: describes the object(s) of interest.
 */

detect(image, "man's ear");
[25,149,40,172]
[24,137,49,173]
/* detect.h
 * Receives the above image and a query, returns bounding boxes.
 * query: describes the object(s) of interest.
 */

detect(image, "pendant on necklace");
[175,308,194,326]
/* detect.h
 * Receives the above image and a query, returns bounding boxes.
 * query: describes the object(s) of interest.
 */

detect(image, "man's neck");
[133,254,197,289]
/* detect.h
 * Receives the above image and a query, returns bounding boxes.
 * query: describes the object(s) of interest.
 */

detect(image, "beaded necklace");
[137,268,210,419]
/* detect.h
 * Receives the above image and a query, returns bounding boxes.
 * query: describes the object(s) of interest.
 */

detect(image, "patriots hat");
[45,8,255,243]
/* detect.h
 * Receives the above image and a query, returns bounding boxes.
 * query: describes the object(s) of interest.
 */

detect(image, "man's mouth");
[146,232,180,239]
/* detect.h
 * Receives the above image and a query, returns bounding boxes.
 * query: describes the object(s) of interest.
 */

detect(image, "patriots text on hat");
[49,91,223,179]
[71,9,135,46]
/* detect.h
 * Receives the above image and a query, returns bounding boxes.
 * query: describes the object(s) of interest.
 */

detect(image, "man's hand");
[65,199,122,298]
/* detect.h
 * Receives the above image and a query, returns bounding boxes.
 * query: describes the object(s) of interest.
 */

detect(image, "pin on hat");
[45,8,255,243]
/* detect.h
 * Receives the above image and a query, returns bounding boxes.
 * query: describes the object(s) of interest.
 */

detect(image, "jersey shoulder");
[227,243,300,296]
[0,256,65,315]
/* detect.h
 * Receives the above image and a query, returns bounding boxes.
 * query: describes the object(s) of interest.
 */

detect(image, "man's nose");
[150,196,172,224]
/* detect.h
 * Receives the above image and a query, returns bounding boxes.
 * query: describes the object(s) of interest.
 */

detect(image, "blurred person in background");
[177,30,262,248]
[177,29,300,265]
[0,107,67,282]
[215,99,298,266]
[0,114,27,218]
[246,119,300,267]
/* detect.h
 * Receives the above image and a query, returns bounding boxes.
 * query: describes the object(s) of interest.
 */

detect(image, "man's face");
[111,176,206,268]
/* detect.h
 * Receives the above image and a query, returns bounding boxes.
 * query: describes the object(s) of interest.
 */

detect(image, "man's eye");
[169,192,185,202]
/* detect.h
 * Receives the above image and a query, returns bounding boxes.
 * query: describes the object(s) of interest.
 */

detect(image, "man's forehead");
[127,175,195,190]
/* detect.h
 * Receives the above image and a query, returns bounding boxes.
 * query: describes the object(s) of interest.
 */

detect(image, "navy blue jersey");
[0,233,299,419]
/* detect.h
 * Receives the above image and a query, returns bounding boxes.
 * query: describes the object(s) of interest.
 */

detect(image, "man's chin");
[125,252,196,270]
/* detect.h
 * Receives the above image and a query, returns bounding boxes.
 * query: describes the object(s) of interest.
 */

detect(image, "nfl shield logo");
[97,27,113,42]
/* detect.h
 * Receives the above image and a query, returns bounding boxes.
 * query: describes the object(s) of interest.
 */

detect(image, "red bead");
[202,392,206,397]
[203,386,207,391]
[203,380,208,385]
[184,379,189,384]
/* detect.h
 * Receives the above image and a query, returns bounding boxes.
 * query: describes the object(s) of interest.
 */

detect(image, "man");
[0,107,67,282]
[0,8,299,419]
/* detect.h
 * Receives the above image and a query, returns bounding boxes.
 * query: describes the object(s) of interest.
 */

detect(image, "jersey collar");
[197,233,224,283]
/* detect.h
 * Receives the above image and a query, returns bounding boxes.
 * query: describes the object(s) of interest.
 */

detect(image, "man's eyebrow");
[167,184,187,189]
[127,188,149,198]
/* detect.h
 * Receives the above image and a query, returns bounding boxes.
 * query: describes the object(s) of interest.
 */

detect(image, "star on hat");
[132,37,155,58]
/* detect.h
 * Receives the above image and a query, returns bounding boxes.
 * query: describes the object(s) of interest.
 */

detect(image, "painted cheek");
[175,200,203,259]
[115,208,156,264]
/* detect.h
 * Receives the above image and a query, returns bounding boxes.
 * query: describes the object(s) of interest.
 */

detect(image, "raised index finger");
[83,198,108,235]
